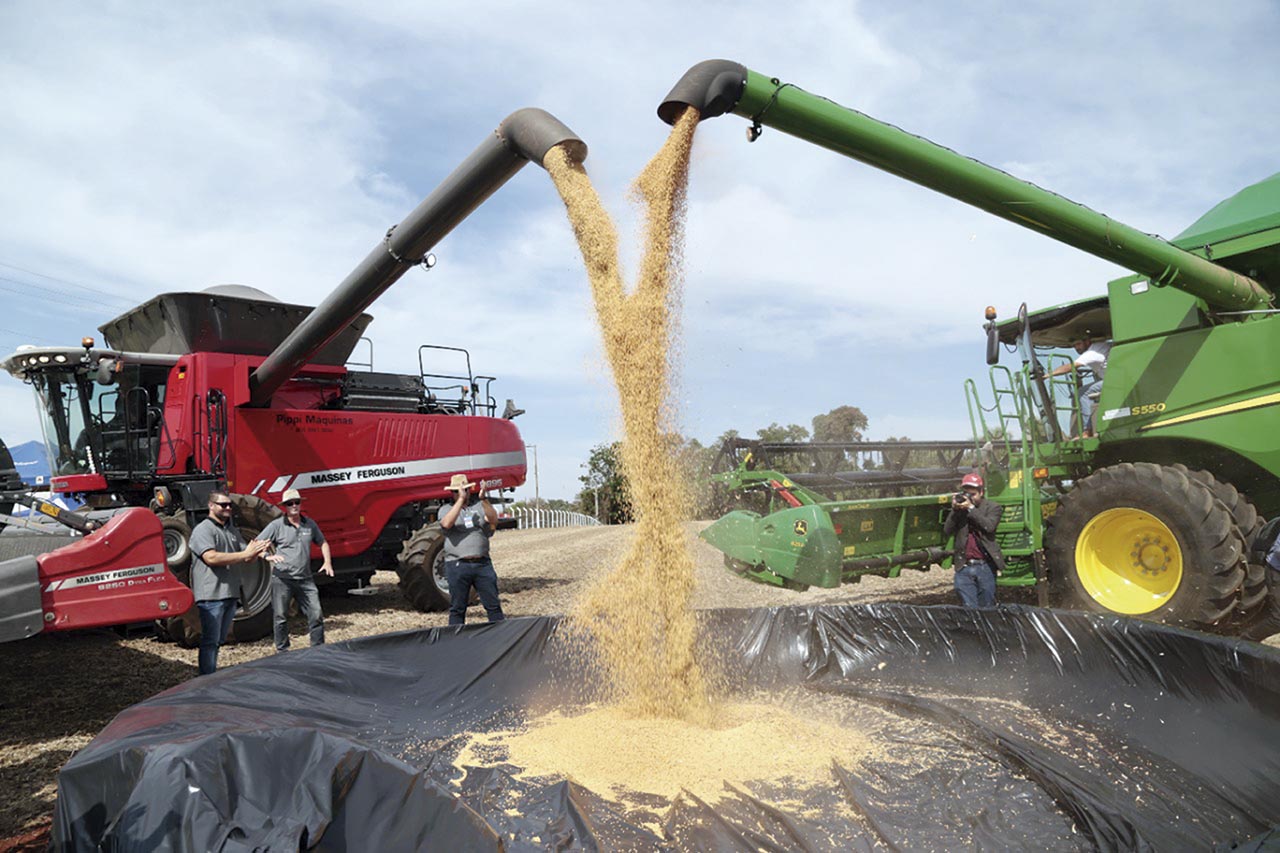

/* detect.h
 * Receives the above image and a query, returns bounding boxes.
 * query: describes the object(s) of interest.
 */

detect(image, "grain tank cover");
[1174,172,1280,249]
[98,285,373,364]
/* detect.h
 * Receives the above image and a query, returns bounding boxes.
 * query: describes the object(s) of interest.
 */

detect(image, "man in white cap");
[257,488,333,652]
[438,473,504,625]
[942,472,1004,607]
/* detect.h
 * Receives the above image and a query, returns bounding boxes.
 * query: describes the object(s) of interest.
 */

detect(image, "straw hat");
[445,473,476,491]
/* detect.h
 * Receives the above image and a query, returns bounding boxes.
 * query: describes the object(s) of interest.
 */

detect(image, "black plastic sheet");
[50,605,1280,851]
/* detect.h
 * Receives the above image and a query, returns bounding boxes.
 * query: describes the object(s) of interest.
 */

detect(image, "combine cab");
[665,61,1280,633]
[0,109,588,643]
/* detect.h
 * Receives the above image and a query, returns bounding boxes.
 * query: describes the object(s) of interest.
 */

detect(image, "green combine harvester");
[660,60,1280,633]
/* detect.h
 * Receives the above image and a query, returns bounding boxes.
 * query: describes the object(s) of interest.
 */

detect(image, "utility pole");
[527,444,539,506]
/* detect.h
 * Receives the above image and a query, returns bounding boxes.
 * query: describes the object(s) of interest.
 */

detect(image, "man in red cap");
[942,472,1004,607]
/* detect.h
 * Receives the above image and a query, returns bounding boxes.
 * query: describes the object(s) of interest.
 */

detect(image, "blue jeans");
[196,598,237,675]
[954,560,997,607]
[445,558,504,626]
[271,574,324,651]
[1080,378,1103,434]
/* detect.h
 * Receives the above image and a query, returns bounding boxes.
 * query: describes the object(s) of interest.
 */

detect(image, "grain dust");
[544,107,710,720]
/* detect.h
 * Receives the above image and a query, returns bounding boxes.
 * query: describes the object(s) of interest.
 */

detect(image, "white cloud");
[0,0,1276,500]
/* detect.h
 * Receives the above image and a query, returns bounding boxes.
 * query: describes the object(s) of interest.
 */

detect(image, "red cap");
[961,473,984,489]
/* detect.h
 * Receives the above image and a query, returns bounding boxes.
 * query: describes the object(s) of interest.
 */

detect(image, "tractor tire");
[1239,517,1280,641]
[396,524,450,612]
[0,438,18,532]
[1045,462,1245,629]
[224,494,279,642]
[160,515,193,572]
[158,495,280,646]
[160,595,203,648]
[153,515,192,643]
[1171,464,1267,617]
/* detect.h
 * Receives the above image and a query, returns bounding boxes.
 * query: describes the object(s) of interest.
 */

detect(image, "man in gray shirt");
[257,488,333,652]
[189,490,270,675]
[438,473,504,625]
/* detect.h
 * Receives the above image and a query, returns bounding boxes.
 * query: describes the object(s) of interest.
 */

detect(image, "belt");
[964,559,987,566]
[455,555,489,563]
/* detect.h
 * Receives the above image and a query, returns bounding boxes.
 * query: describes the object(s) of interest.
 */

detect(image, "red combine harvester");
[0,109,587,644]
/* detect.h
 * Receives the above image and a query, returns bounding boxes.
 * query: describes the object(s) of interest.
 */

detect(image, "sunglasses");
[212,501,233,508]
[283,500,302,507]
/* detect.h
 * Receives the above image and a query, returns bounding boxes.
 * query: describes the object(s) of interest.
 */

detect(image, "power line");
[0,279,119,315]
[0,260,136,304]
[0,324,68,343]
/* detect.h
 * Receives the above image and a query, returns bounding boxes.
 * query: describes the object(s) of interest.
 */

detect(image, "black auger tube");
[248,109,586,407]
[657,59,747,125]
[843,547,949,572]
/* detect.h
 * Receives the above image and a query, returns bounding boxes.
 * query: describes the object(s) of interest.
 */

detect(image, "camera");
[954,492,970,505]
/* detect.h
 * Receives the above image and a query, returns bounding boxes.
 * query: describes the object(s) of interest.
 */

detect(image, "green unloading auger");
[658,60,1271,312]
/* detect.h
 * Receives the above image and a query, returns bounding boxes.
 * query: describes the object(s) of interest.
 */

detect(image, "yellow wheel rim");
[1075,507,1183,615]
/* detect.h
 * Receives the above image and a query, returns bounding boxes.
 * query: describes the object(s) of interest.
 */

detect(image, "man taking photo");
[942,472,1005,607]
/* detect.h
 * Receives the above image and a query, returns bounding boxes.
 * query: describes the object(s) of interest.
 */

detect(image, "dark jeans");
[272,574,324,651]
[196,598,237,675]
[954,560,997,607]
[445,558,504,626]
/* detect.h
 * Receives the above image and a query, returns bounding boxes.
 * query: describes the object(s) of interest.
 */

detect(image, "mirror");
[96,358,117,386]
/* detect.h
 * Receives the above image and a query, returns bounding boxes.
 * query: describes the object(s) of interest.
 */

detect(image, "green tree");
[754,422,811,474]
[756,422,810,443]
[812,405,868,442]
[576,441,632,524]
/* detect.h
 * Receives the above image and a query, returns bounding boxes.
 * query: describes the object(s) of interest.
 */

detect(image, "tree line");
[570,405,876,523]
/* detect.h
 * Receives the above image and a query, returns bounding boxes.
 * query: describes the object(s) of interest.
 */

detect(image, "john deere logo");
[794,519,808,536]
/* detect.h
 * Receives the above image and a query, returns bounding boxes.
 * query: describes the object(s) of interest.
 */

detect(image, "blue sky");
[2,1,1277,500]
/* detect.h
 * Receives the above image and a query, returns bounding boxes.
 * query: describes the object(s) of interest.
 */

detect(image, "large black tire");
[0,437,27,533]
[396,524,449,612]
[161,495,280,646]
[160,515,193,572]
[1046,462,1245,629]
[151,516,195,642]
[1172,464,1267,617]
[1240,517,1280,641]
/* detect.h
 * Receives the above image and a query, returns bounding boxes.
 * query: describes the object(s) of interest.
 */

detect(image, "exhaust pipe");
[249,109,587,407]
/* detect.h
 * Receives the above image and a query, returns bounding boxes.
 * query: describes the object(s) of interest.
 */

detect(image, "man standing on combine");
[190,490,270,674]
[943,472,1005,607]
[1050,335,1110,438]
[258,488,333,652]
[438,473,505,625]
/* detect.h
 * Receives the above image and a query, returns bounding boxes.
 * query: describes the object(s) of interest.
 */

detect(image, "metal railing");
[508,507,602,529]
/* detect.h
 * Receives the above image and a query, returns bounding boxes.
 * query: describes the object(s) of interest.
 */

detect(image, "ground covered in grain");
[0,522,988,844]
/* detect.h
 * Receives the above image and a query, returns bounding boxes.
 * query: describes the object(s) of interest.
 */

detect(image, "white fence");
[508,507,602,529]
